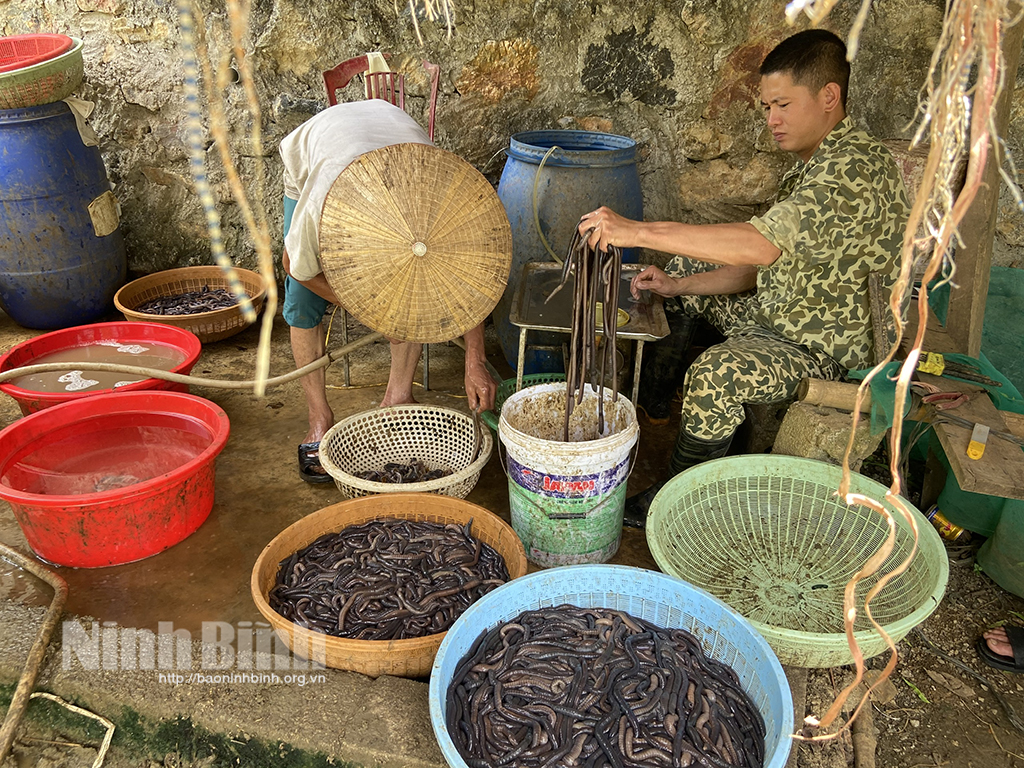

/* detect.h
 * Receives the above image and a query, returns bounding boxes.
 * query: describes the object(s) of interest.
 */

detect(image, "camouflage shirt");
[748,117,909,370]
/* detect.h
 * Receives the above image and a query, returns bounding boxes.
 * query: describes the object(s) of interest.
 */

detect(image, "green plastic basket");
[0,37,83,109]
[480,373,565,431]
[647,455,949,668]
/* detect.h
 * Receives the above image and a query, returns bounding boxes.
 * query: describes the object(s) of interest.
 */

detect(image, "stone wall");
[5,0,1023,276]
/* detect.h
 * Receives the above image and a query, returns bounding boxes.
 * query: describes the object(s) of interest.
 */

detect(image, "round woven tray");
[319,404,493,499]
[647,455,949,668]
[114,266,266,344]
[250,493,528,677]
[0,37,83,109]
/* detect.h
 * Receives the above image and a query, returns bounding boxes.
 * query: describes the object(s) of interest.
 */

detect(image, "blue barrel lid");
[0,100,71,124]
[508,129,637,168]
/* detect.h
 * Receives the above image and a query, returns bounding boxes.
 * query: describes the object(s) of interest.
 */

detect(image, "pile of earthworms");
[546,230,622,441]
[446,605,765,768]
[356,459,452,484]
[136,286,239,315]
[269,518,509,641]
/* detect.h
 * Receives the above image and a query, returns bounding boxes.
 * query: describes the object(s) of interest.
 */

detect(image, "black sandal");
[976,625,1024,673]
[297,442,333,484]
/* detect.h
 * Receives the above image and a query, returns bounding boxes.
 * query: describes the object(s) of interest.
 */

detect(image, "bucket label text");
[508,457,628,498]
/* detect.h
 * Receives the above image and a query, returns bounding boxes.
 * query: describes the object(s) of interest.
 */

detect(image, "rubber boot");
[636,312,696,425]
[622,429,734,530]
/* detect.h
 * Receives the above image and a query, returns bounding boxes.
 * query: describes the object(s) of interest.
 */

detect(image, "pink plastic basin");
[0,321,202,415]
[0,391,230,568]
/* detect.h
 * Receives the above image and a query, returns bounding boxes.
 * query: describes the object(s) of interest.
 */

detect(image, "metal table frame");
[508,262,670,405]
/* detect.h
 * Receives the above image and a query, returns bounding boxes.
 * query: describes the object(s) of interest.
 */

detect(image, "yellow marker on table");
[967,423,990,460]
[918,352,946,376]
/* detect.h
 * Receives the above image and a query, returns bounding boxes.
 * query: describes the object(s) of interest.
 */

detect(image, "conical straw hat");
[319,143,512,343]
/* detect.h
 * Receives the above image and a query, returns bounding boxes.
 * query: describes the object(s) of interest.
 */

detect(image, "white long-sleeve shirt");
[279,100,432,281]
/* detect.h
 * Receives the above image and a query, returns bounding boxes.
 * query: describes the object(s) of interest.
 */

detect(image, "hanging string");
[176,0,256,327]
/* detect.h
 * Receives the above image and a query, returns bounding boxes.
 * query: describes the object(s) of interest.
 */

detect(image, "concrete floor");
[0,308,675,767]
[6,310,1023,768]
[0,311,668,630]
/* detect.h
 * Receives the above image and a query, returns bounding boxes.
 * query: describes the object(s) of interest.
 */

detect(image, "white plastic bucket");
[498,382,639,566]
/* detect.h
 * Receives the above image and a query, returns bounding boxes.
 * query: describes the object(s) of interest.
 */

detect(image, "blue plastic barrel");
[0,102,126,329]
[493,130,642,374]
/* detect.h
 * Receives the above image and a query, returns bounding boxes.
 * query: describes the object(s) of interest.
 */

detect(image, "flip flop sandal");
[976,625,1024,673]
[297,442,333,485]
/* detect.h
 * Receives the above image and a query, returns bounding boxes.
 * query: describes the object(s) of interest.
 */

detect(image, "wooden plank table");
[902,304,1024,499]
[913,372,1024,499]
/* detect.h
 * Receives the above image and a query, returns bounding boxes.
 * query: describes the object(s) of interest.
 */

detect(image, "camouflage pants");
[664,257,844,441]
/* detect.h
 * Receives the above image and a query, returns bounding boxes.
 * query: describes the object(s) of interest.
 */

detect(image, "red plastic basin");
[0,391,230,568]
[0,33,74,73]
[0,322,202,416]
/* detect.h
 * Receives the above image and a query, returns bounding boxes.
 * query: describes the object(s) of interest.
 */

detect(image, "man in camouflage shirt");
[578,29,910,528]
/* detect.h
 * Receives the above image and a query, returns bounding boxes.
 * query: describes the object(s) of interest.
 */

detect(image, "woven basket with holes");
[114,266,266,344]
[647,455,949,668]
[319,405,493,499]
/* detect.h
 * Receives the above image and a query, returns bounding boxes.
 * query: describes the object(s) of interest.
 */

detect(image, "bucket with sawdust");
[497,381,638,567]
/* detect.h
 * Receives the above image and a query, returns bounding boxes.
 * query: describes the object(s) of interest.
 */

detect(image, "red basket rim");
[0,34,74,73]
[0,322,203,404]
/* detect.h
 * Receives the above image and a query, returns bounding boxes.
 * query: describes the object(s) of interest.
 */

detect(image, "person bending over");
[281,100,495,483]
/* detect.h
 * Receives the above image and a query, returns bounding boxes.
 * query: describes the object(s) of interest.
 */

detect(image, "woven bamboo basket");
[250,494,528,677]
[319,405,493,499]
[0,37,83,109]
[114,266,266,344]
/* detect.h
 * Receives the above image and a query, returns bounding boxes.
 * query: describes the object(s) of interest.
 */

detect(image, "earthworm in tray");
[269,518,509,641]
[446,605,765,767]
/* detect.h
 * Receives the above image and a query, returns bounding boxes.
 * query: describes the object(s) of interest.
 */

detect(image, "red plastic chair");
[322,54,439,140]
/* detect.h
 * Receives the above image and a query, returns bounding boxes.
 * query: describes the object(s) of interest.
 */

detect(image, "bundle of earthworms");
[269,518,509,641]
[447,605,765,768]
[356,459,452,484]
[136,286,240,315]
[546,230,622,441]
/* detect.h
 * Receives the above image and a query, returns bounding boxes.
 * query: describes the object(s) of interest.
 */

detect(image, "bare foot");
[301,414,334,480]
[303,420,332,446]
[983,627,1014,658]
[380,394,418,407]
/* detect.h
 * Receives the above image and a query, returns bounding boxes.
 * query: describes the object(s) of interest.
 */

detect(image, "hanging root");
[224,0,278,397]
[405,0,455,42]
[178,0,278,397]
[789,0,1023,743]
[177,0,255,325]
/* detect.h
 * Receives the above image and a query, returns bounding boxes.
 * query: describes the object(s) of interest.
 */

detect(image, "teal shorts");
[282,195,330,329]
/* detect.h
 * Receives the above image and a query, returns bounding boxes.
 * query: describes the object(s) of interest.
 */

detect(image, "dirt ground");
[1,307,1024,768]
[797,538,1024,768]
